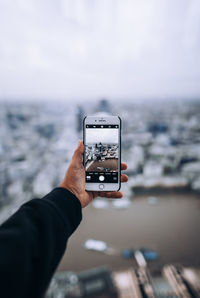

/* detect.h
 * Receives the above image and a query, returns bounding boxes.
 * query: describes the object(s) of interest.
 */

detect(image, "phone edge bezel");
[83,115,121,192]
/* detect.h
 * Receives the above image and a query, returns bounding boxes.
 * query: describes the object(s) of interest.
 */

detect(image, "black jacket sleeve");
[0,187,82,298]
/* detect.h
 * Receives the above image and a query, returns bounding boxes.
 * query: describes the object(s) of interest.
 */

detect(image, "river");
[58,193,200,272]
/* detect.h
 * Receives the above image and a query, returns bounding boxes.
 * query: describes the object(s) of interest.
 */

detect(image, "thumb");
[72,140,84,162]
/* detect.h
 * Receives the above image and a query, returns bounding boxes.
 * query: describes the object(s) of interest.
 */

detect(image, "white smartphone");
[83,115,121,191]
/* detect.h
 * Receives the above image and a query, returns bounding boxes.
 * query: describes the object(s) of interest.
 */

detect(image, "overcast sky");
[86,128,118,144]
[0,0,200,101]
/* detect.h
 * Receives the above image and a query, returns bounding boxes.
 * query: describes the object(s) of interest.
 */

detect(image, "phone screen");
[84,124,119,183]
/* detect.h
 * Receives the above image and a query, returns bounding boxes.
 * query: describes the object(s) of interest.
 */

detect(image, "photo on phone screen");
[84,123,119,184]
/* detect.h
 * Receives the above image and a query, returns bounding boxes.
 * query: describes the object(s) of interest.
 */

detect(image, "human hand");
[59,140,128,208]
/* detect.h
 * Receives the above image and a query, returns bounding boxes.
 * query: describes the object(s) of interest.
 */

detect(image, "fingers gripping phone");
[83,115,121,191]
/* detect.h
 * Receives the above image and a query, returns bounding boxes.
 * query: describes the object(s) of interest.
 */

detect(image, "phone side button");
[99,184,105,190]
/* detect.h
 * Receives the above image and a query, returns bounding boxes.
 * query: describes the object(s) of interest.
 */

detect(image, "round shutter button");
[99,175,105,181]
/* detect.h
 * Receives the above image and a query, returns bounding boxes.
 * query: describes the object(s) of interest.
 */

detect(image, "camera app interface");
[85,124,119,183]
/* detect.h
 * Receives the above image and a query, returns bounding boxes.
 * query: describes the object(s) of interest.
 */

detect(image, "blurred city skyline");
[0,0,200,102]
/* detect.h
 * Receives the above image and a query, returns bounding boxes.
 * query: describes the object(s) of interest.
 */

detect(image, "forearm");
[0,187,82,298]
